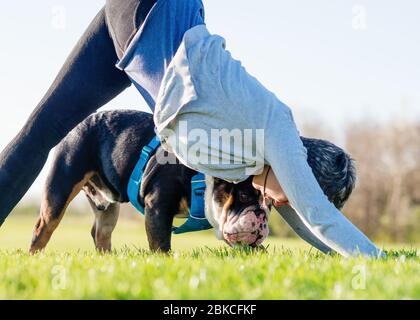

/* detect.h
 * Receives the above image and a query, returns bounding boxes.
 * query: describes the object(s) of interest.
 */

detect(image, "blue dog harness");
[127,136,212,234]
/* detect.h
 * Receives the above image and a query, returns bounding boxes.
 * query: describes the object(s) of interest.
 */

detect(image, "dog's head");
[205,176,270,247]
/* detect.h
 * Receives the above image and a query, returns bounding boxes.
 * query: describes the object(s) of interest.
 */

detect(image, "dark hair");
[302,137,356,209]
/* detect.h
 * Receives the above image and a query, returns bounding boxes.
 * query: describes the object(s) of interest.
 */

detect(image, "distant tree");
[345,120,420,241]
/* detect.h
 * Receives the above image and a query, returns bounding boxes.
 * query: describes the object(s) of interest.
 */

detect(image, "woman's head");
[302,137,356,209]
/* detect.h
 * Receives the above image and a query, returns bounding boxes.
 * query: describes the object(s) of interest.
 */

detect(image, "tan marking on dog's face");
[219,193,234,237]
[205,176,236,240]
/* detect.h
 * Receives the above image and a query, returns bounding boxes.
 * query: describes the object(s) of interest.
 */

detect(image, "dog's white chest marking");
[204,176,224,240]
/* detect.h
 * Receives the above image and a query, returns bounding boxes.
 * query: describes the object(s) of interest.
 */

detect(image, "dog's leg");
[29,172,92,254]
[144,185,179,253]
[87,197,119,253]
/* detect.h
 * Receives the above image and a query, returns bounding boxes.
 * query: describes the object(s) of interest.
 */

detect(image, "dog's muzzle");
[221,206,269,247]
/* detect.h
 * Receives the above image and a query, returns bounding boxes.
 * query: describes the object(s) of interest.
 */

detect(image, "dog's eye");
[239,192,251,203]
[90,188,96,196]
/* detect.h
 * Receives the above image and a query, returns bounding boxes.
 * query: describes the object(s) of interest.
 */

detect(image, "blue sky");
[0,0,419,198]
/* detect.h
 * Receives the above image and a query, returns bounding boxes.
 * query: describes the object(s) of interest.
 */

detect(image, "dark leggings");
[0,0,156,225]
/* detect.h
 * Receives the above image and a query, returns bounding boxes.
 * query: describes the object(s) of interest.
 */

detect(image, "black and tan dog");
[29,110,269,254]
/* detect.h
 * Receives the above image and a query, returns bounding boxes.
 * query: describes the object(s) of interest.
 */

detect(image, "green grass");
[0,214,418,299]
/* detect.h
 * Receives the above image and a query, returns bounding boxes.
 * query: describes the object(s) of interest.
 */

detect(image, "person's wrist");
[252,165,270,190]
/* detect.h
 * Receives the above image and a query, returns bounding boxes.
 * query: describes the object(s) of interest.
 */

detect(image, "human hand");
[252,166,289,207]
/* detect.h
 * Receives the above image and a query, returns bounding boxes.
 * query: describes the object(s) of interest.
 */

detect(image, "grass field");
[0,214,418,299]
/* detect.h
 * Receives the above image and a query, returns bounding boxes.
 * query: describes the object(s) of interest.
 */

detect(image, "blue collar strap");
[127,135,212,234]
[127,135,161,213]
